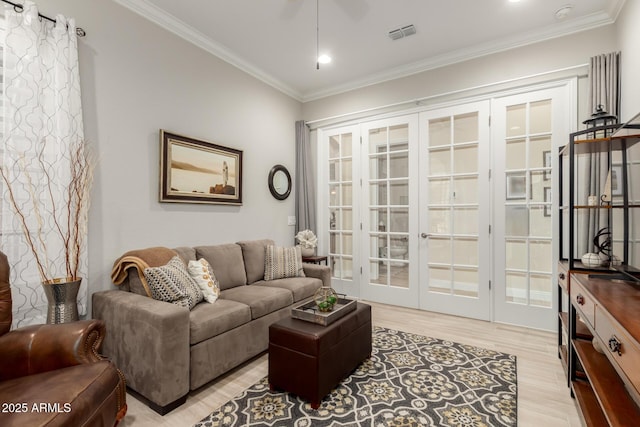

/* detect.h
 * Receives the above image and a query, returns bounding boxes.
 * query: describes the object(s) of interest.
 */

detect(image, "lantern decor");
[583,105,618,138]
[314,286,338,312]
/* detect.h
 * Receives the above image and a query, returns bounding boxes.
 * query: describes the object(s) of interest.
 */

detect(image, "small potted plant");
[295,229,317,257]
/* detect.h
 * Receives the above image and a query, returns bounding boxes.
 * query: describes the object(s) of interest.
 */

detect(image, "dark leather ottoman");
[268,302,372,409]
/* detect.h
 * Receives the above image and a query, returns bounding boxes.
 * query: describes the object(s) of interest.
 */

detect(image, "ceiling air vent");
[388,24,416,41]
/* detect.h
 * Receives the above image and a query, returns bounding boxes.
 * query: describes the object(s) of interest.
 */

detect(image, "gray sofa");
[92,239,328,414]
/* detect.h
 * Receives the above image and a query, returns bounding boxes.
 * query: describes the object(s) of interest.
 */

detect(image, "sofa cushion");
[255,277,322,302]
[189,299,251,345]
[188,259,220,304]
[174,246,197,264]
[144,256,203,310]
[264,245,305,281]
[221,285,293,319]
[195,244,247,290]
[237,239,274,284]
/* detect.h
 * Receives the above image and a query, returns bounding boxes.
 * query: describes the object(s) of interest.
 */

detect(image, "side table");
[302,255,328,265]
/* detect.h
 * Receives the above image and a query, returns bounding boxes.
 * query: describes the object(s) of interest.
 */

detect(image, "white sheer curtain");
[0,1,86,327]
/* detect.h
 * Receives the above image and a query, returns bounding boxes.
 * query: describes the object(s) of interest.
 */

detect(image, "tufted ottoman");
[268,302,372,409]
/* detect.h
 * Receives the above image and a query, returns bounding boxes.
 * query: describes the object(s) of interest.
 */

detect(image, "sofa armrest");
[302,264,331,288]
[92,290,190,408]
[0,319,105,381]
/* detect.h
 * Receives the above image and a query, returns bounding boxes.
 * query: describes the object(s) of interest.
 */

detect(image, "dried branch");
[1,138,94,282]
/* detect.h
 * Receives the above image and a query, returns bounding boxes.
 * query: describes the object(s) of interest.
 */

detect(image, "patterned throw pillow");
[264,245,306,281]
[188,258,221,304]
[144,256,203,310]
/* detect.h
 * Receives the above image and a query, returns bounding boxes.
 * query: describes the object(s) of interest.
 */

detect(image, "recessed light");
[508,0,521,3]
[318,54,332,64]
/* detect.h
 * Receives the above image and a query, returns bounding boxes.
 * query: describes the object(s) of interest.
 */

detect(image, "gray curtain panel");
[579,51,620,256]
[295,120,316,236]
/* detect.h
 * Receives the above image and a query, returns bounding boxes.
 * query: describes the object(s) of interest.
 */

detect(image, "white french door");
[320,125,361,299]
[492,85,574,330]
[418,102,492,320]
[318,81,575,330]
[360,115,420,307]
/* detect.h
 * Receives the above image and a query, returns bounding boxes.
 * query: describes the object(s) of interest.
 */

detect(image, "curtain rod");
[2,0,86,37]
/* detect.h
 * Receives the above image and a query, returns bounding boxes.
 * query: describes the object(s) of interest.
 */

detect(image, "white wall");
[45,1,302,309]
[617,0,640,121]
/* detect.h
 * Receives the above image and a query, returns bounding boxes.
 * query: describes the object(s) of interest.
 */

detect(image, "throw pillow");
[144,256,203,310]
[264,245,306,281]
[188,258,221,304]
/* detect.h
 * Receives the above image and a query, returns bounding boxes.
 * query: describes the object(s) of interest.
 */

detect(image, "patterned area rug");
[195,327,517,427]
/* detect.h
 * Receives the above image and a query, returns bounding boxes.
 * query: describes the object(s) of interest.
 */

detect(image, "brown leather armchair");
[0,251,127,427]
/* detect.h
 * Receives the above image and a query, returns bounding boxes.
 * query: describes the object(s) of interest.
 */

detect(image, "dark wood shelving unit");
[557,114,640,424]
[573,339,640,426]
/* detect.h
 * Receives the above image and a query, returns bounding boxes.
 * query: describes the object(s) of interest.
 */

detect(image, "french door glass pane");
[370,261,387,285]
[389,208,408,232]
[530,100,552,134]
[342,258,353,280]
[530,274,552,307]
[453,208,478,234]
[530,136,552,168]
[453,146,478,173]
[389,152,408,178]
[370,182,387,205]
[429,117,451,146]
[390,181,409,205]
[329,160,339,181]
[506,272,527,304]
[454,268,478,297]
[429,267,450,293]
[342,184,352,205]
[530,206,551,236]
[506,240,527,270]
[390,264,409,288]
[329,136,340,158]
[429,208,450,234]
[428,178,450,204]
[430,238,452,264]
[505,206,528,236]
[454,113,478,143]
[530,240,552,271]
[342,209,352,231]
[342,160,352,181]
[506,139,526,170]
[506,104,526,137]
[453,238,478,265]
[430,149,450,175]
[453,177,478,204]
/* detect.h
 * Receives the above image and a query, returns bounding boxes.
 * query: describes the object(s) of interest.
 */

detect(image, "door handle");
[421,233,430,239]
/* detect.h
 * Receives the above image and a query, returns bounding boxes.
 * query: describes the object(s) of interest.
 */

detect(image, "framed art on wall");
[159,130,243,205]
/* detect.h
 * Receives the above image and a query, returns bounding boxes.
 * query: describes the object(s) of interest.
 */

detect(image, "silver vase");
[42,277,81,324]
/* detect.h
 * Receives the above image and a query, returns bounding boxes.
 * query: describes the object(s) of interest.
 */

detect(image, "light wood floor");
[120,301,582,426]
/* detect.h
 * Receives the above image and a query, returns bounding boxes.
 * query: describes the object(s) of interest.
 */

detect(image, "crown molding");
[113,0,618,104]
[302,10,616,102]
[112,0,304,101]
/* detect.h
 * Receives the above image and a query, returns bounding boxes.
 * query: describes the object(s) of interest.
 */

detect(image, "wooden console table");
[569,273,640,425]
